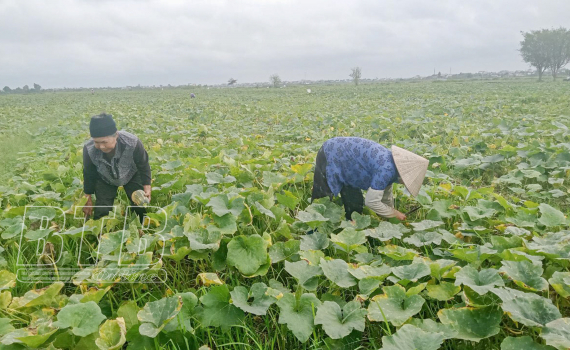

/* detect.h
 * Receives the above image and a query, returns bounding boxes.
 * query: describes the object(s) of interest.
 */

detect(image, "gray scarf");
[85,131,139,186]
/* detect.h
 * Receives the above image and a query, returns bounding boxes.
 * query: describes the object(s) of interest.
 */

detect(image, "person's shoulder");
[118,130,141,145]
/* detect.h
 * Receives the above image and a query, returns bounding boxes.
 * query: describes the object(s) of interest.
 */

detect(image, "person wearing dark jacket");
[82,113,151,221]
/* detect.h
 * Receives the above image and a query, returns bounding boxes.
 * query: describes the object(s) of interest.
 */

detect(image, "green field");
[0,80,570,349]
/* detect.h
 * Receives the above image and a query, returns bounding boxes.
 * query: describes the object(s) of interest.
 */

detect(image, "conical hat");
[391,145,429,197]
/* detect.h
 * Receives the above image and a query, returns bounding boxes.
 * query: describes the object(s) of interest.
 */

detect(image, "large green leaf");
[98,230,128,255]
[230,283,276,315]
[319,258,357,288]
[404,231,443,247]
[276,190,300,210]
[454,265,504,295]
[542,318,570,350]
[492,287,561,327]
[0,327,57,347]
[391,262,431,282]
[276,292,322,343]
[438,306,502,342]
[331,228,366,253]
[501,336,555,350]
[367,285,425,326]
[96,317,127,350]
[226,235,269,276]
[538,203,566,227]
[347,264,391,280]
[430,199,457,219]
[499,260,548,291]
[53,301,106,337]
[296,209,329,229]
[206,172,236,184]
[408,318,457,339]
[9,282,64,309]
[428,259,457,280]
[314,301,366,339]
[162,292,198,333]
[377,245,418,261]
[0,271,16,291]
[197,285,245,329]
[426,281,461,301]
[0,318,14,337]
[464,206,496,221]
[379,324,444,350]
[284,260,323,291]
[549,272,570,298]
[137,296,182,338]
[117,301,140,331]
[269,240,300,263]
[364,222,409,241]
[206,194,245,217]
[410,220,444,231]
[300,232,329,251]
[340,212,371,230]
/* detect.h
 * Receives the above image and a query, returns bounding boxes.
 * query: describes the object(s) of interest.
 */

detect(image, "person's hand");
[83,194,93,218]
[394,210,407,221]
[143,185,151,201]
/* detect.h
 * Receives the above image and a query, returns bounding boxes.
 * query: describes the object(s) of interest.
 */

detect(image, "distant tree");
[23,85,29,93]
[14,87,22,93]
[544,28,570,80]
[269,74,281,88]
[520,28,570,81]
[3,86,11,93]
[228,78,237,86]
[520,30,549,81]
[33,83,41,91]
[349,67,362,86]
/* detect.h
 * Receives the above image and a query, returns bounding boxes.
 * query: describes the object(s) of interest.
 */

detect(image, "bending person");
[312,137,428,221]
[82,113,152,222]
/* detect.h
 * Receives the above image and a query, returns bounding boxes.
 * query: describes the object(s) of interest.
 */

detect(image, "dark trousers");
[311,147,364,220]
[94,172,147,222]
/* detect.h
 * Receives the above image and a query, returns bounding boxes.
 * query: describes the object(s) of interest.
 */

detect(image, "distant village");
[3,68,569,93]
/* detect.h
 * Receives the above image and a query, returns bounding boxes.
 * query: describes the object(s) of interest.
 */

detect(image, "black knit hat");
[89,113,117,137]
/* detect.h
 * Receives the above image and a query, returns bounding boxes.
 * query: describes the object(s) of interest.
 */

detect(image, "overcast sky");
[1,0,568,88]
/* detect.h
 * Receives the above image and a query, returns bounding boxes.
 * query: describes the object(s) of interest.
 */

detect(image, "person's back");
[322,137,397,195]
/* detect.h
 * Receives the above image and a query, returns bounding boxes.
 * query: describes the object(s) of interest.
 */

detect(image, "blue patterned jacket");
[322,137,398,195]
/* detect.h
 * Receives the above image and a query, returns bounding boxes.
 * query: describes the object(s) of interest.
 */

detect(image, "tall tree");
[349,67,362,86]
[228,78,237,86]
[3,86,11,93]
[520,28,570,81]
[269,74,281,88]
[520,30,548,81]
[33,83,41,91]
[544,27,570,80]
[23,85,29,93]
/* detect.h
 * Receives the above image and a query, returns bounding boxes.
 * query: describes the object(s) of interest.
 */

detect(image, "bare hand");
[394,210,407,221]
[143,185,151,201]
[83,195,93,218]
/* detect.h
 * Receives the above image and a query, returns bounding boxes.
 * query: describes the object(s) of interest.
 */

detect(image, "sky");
[1,0,569,88]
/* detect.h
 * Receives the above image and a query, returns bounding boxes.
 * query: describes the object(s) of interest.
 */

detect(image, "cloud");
[0,0,568,87]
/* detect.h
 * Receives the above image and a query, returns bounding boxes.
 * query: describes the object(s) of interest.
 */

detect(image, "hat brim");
[391,145,429,197]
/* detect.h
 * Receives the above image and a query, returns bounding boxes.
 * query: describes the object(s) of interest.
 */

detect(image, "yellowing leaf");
[198,273,224,286]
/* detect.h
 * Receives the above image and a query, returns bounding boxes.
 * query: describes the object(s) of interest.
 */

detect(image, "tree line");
[2,83,42,93]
